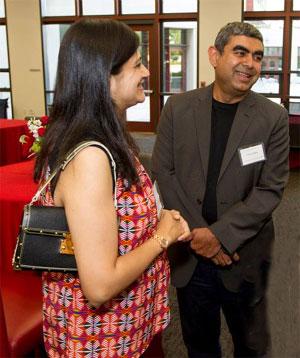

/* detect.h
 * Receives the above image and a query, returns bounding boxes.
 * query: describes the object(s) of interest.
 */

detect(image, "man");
[152,22,289,357]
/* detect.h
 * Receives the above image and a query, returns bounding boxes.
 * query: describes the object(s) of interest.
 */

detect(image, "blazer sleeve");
[210,108,290,254]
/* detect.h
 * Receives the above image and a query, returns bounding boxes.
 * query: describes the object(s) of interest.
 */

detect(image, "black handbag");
[12,141,117,272]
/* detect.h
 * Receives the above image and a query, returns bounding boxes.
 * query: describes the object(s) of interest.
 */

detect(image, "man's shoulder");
[166,86,210,109]
[248,91,287,117]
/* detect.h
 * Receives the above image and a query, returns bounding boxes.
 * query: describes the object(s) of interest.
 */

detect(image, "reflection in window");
[294,0,300,10]
[0,0,5,17]
[252,74,280,94]
[41,0,75,16]
[121,0,154,14]
[291,20,300,71]
[246,20,283,72]
[82,0,114,15]
[243,0,284,11]
[163,0,197,13]
[289,99,300,114]
[162,22,197,93]
[290,74,300,97]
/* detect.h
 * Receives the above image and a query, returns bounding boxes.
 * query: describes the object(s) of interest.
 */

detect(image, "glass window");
[0,0,5,17]
[121,0,155,14]
[0,92,12,118]
[243,0,284,11]
[41,0,75,16]
[127,30,150,122]
[0,26,8,68]
[0,72,10,88]
[82,0,114,15]
[246,20,284,72]
[291,20,300,71]
[43,24,70,92]
[293,0,300,10]
[162,22,197,93]
[252,74,280,94]
[290,73,300,97]
[267,97,281,104]
[289,99,300,114]
[163,0,197,13]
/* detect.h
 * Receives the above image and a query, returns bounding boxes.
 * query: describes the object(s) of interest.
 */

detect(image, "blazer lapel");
[193,85,213,183]
[218,92,256,182]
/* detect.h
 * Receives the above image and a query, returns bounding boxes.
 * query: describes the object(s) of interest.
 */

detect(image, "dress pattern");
[41,158,170,357]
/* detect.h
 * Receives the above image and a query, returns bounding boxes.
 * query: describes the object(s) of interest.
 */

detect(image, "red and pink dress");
[41,159,170,357]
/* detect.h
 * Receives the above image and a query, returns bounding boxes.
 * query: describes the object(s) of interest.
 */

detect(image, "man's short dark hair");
[214,21,264,53]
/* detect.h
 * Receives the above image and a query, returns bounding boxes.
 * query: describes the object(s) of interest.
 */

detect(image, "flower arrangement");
[19,115,49,156]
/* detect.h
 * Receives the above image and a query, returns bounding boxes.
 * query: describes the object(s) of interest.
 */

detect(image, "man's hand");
[211,249,240,266]
[190,228,221,258]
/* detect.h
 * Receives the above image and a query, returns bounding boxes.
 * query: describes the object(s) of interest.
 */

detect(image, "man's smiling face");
[209,35,264,103]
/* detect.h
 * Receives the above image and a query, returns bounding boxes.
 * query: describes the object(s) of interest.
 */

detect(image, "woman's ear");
[208,46,219,69]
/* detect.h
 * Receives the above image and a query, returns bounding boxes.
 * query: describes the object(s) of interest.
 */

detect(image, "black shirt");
[202,98,239,225]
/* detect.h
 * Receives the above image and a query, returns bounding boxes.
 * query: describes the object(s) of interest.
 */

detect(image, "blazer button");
[196,198,202,205]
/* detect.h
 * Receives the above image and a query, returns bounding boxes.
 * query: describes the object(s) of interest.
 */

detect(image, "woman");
[34,19,190,357]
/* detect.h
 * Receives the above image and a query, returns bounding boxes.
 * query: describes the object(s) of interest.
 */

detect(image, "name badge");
[153,181,164,219]
[238,143,266,166]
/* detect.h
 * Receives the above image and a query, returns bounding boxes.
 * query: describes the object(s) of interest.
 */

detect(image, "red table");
[0,160,38,272]
[0,159,43,357]
[0,119,28,166]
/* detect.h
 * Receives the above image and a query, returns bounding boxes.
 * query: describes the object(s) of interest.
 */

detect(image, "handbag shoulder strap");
[30,141,117,208]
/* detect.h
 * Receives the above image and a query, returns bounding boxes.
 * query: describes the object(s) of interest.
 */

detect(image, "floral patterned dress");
[41,159,170,357]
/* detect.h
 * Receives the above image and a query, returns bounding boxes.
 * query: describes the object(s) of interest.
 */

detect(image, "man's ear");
[208,46,219,68]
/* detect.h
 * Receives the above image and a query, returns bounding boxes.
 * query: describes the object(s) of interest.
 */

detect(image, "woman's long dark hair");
[35,19,139,187]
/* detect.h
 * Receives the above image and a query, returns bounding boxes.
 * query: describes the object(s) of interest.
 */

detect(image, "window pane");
[0,26,8,69]
[289,99,300,114]
[41,0,75,16]
[0,91,12,118]
[291,20,300,71]
[293,0,300,10]
[121,0,155,14]
[252,74,280,94]
[46,92,54,115]
[0,0,5,17]
[267,97,281,104]
[82,0,114,15]
[246,20,283,71]
[290,73,300,96]
[0,72,10,88]
[243,0,284,11]
[127,31,150,122]
[43,24,70,91]
[126,97,150,122]
[163,0,197,13]
[162,22,197,94]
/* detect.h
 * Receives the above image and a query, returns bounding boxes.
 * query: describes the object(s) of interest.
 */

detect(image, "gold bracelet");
[152,233,169,250]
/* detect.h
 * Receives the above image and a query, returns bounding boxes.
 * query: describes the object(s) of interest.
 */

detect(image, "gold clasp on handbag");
[60,233,74,255]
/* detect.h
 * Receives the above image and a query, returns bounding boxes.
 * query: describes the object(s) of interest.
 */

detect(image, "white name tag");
[153,181,164,219]
[239,143,266,166]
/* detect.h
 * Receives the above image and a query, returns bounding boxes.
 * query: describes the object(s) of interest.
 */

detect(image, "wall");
[6,0,45,118]
[199,0,242,87]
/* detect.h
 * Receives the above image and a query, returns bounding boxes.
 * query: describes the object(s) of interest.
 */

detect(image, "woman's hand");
[156,209,191,246]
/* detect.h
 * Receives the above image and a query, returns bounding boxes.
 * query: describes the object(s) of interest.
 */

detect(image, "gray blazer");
[152,84,290,292]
